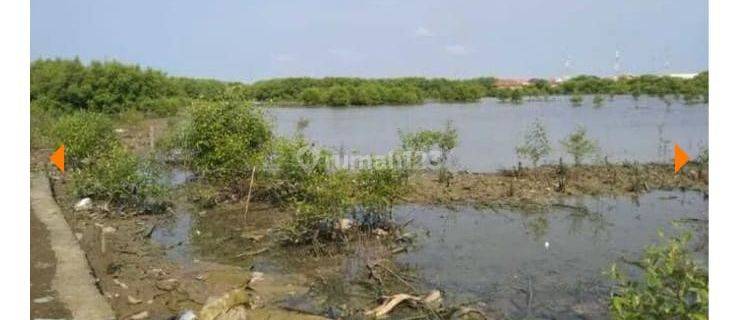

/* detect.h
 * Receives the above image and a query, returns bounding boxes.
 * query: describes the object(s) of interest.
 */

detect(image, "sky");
[31,0,708,82]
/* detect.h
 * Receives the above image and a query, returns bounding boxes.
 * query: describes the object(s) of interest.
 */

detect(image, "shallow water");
[394,190,708,318]
[267,96,708,172]
[151,189,707,318]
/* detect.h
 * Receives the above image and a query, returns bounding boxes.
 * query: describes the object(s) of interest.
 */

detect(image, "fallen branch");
[365,294,418,318]
[364,290,442,318]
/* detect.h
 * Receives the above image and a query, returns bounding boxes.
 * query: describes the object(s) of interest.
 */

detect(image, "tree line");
[31,58,708,112]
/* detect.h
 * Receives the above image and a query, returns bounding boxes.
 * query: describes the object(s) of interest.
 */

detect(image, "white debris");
[113,278,128,289]
[544,241,550,250]
[129,310,149,319]
[373,229,389,236]
[177,310,197,320]
[114,128,127,134]
[198,288,251,320]
[74,198,93,211]
[127,295,142,305]
[335,218,355,231]
[249,272,265,284]
[33,296,54,304]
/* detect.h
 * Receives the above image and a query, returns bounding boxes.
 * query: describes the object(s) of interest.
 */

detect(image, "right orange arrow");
[674,144,689,174]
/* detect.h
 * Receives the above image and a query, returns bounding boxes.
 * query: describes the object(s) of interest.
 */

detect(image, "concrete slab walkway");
[30,173,115,320]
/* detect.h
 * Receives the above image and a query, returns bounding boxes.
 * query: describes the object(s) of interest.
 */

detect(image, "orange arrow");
[674,144,689,174]
[50,144,65,173]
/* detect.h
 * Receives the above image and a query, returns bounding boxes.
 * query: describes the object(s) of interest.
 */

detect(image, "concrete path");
[30,173,115,320]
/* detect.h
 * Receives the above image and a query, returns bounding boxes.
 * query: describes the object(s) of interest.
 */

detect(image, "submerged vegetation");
[31,58,708,110]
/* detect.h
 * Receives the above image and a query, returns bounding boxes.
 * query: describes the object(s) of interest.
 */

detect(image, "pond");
[267,96,708,172]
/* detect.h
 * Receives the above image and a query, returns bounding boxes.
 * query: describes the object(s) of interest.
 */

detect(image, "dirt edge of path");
[30,171,116,320]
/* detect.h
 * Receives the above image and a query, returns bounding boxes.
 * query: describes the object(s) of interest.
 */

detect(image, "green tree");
[325,86,352,106]
[299,87,325,105]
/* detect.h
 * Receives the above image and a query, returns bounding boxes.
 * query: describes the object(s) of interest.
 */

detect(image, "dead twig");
[368,261,417,292]
[235,247,269,258]
[244,166,256,217]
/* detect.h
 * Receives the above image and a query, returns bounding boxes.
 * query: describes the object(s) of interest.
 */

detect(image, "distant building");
[667,73,699,79]
[494,79,530,89]
[551,77,566,85]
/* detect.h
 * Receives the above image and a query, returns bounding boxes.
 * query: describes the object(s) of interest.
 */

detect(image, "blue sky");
[31,0,707,82]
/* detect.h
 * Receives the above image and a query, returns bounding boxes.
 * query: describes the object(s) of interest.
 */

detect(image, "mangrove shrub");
[181,101,272,182]
[561,126,599,166]
[516,119,551,167]
[52,112,119,168]
[609,233,707,319]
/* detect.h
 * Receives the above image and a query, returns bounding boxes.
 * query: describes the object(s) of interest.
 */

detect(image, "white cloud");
[445,44,470,56]
[414,26,434,38]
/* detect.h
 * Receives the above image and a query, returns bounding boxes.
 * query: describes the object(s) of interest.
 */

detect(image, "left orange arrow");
[50,144,65,172]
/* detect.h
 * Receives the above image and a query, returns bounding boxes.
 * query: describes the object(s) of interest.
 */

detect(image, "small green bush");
[510,89,523,104]
[516,119,551,167]
[51,112,119,168]
[400,121,457,186]
[570,94,584,107]
[70,146,166,209]
[136,97,189,116]
[284,170,354,243]
[275,137,411,244]
[593,95,605,107]
[609,233,708,320]
[561,126,599,166]
[181,101,272,183]
[355,158,410,222]
[267,135,332,202]
[31,100,60,149]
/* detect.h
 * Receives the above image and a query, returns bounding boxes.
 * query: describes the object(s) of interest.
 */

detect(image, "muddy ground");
[38,159,707,319]
[407,163,707,205]
[30,116,708,319]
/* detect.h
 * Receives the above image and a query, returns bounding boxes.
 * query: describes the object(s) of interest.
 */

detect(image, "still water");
[395,191,708,318]
[268,96,708,172]
[152,189,707,319]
